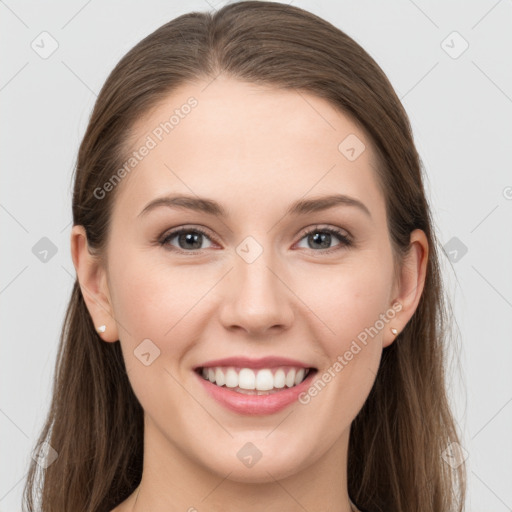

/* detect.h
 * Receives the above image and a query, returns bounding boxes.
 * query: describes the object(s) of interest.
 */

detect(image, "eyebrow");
[138,193,372,219]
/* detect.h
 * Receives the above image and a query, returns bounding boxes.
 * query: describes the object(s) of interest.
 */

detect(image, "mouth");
[194,365,318,396]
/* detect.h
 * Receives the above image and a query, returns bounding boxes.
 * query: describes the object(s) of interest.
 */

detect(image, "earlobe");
[70,225,119,342]
[383,229,429,348]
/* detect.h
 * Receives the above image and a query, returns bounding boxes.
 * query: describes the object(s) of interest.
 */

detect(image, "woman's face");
[81,76,414,483]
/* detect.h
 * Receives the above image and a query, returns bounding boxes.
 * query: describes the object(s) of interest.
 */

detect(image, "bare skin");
[71,76,428,512]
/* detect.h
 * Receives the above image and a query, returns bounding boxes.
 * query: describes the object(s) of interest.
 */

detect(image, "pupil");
[180,232,202,249]
[311,232,330,249]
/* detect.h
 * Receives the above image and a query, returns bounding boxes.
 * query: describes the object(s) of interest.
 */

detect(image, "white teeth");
[285,369,296,388]
[273,369,286,388]
[238,368,256,390]
[225,368,238,388]
[215,367,225,387]
[255,369,274,391]
[199,366,311,392]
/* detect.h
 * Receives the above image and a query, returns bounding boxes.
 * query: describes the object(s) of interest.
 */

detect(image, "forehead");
[111,76,385,224]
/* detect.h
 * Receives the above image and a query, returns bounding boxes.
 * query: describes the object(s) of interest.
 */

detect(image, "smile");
[193,357,319,415]
[196,366,314,395]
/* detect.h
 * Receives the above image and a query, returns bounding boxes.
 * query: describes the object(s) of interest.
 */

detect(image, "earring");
[96,325,106,333]
[390,327,398,336]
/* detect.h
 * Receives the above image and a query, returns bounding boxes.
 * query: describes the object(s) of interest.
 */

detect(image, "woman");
[23,2,466,511]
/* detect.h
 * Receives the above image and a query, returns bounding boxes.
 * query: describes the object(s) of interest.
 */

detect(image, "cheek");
[108,246,182,341]
[299,253,393,373]
[308,259,392,330]
[107,251,194,406]
[108,246,215,370]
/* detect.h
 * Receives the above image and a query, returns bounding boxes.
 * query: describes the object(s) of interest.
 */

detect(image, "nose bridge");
[220,234,294,334]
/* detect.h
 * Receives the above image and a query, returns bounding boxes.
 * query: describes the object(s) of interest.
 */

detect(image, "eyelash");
[158,225,353,255]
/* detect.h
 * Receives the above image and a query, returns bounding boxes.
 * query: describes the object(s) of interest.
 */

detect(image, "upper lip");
[194,356,315,370]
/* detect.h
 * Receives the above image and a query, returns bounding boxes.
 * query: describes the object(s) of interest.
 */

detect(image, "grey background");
[1,0,511,510]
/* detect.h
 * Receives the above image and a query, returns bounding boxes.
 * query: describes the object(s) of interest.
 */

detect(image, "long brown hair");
[23,2,466,511]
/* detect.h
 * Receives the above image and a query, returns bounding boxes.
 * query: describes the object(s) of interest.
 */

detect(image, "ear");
[70,225,119,342]
[383,228,429,348]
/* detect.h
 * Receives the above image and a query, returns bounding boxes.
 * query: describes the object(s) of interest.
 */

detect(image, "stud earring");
[390,327,398,336]
[96,325,106,333]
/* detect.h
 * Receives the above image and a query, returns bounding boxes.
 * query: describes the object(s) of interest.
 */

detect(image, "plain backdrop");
[1,1,511,510]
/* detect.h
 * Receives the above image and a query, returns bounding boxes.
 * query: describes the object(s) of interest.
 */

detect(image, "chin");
[222,463,300,484]
[205,448,310,484]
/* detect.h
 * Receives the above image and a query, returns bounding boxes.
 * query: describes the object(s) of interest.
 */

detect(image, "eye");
[159,226,215,253]
[295,225,352,253]
[158,225,352,255]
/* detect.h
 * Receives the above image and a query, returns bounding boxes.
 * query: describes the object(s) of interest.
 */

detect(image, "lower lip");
[194,369,317,415]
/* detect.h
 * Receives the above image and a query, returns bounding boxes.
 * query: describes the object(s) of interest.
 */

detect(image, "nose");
[218,248,295,337]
